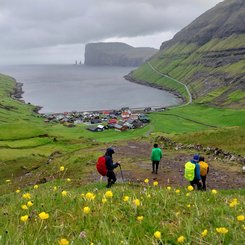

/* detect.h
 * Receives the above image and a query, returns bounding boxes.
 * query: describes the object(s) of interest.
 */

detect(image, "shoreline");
[124,72,185,104]
[11,80,43,113]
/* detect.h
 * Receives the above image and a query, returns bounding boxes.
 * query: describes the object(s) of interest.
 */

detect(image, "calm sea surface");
[0,64,180,113]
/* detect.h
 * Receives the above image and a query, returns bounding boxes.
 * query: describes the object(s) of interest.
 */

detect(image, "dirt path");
[104,141,245,190]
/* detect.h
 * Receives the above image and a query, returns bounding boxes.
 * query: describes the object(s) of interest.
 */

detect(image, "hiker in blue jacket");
[190,154,202,190]
[104,147,120,188]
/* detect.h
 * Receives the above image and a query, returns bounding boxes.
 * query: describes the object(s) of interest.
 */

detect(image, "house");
[121,111,130,120]
[91,118,102,124]
[87,124,105,132]
[114,124,128,131]
[108,119,117,125]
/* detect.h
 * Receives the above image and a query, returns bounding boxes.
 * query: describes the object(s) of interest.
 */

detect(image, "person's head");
[154,143,158,148]
[199,156,204,161]
[193,154,199,162]
[105,147,115,157]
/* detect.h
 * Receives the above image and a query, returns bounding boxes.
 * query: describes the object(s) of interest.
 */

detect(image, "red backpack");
[96,156,107,176]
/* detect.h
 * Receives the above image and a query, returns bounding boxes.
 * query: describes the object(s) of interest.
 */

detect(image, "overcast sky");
[0,0,222,65]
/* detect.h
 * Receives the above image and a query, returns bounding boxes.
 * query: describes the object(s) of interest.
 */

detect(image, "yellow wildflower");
[175,189,180,193]
[216,227,228,234]
[229,201,238,207]
[62,191,67,196]
[22,193,31,199]
[59,238,69,245]
[186,193,190,197]
[105,190,113,198]
[154,231,161,239]
[16,189,21,193]
[21,205,28,210]
[187,204,191,208]
[66,178,71,182]
[20,215,28,222]
[153,181,158,186]
[137,216,144,221]
[144,178,149,183]
[102,198,107,204]
[27,201,33,207]
[211,189,217,194]
[177,236,185,243]
[5,179,11,183]
[237,215,245,221]
[166,186,171,190]
[147,194,151,198]
[53,186,57,191]
[83,206,91,214]
[38,212,49,220]
[201,229,208,237]
[187,185,194,191]
[60,166,65,171]
[133,199,140,206]
[123,196,129,202]
[85,192,95,200]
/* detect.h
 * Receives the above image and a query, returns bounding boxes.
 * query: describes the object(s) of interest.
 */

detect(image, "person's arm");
[159,149,163,159]
[150,149,154,160]
[106,156,119,169]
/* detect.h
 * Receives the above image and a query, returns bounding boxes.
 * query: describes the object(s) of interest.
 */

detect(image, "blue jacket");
[191,160,201,180]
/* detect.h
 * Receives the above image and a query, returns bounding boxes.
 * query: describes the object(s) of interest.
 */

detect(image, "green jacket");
[151,147,163,161]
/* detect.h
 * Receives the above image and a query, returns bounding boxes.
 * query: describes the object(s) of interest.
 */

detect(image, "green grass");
[0,180,244,244]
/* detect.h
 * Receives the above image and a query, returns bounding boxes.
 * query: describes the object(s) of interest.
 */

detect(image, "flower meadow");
[0,175,245,244]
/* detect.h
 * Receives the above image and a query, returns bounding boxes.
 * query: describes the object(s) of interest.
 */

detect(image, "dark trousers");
[152,161,160,174]
[190,177,202,190]
[106,170,117,187]
[201,175,207,191]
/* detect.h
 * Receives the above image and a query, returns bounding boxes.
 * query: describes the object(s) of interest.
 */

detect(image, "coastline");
[11,80,42,113]
[124,72,185,105]
[9,71,183,115]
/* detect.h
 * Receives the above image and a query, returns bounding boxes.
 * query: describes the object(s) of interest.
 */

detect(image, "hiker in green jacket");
[150,143,163,174]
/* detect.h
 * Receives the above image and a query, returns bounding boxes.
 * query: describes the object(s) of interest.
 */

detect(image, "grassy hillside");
[131,34,245,107]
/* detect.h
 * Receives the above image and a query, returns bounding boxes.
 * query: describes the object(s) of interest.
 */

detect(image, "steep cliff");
[84,42,157,67]
[131,0,245,108]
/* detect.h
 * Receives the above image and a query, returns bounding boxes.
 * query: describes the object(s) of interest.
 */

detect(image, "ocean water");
[0,64,180,113]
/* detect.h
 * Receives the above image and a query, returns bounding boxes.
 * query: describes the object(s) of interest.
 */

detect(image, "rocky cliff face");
[84,42,157,67]
[161,0,245,49]
[133,0,245,108]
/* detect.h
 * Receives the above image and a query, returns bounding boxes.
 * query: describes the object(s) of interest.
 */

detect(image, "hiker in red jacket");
[104,147,120,188]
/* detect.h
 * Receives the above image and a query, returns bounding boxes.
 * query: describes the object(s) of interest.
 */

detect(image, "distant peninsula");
[84,42,157,67]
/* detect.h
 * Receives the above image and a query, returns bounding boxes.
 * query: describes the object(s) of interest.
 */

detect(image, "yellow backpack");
[199,161,208,176]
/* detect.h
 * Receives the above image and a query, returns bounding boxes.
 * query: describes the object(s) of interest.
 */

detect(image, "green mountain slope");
[130,0,245,108]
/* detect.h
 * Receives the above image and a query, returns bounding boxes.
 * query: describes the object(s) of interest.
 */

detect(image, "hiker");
[189,154,202,190]
[199,156,209,191]
[150,143,163,174]
[104,147,120,188]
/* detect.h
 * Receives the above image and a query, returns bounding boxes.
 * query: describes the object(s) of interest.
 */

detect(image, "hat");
[193,154,199,161]
[106,147,115,155]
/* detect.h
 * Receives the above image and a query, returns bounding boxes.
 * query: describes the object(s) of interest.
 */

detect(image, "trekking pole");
[119,164,124,182]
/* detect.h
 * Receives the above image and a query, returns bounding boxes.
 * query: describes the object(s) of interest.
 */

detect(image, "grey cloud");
[0,0,222,64]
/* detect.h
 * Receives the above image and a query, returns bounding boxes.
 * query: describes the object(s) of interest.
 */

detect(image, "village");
[41,107,158,132]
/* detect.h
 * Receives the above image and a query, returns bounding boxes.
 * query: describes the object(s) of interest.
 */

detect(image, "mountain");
[84,42,157,67]
[130,0,245,108]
